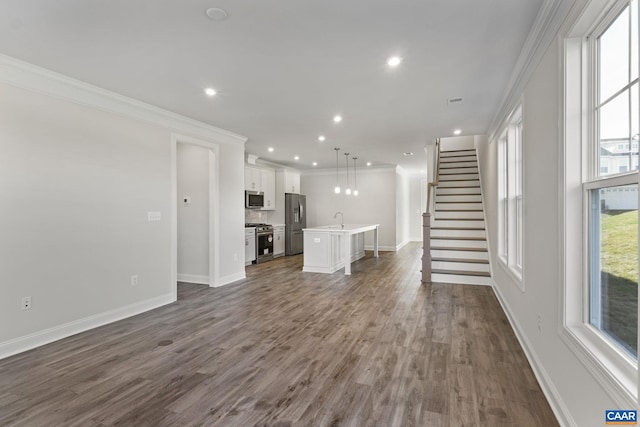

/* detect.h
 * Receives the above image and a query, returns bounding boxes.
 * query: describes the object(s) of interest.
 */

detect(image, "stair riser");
[438,173,480,181]
[438,180,480,188]
[440,155,477,163]
[435,195,482,203]
[432,262,490,273]
[431,273,492,286]
[438,167,479,174]
[435,211,484,220]
[436,187,481,195]
[430,239,487,249]
[432,219,485,228]
[438,161,478,169]
[430,249,489,260]
[435,202,483,211]
[431,229,486,238]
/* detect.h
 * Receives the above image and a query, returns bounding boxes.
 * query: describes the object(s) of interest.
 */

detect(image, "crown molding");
[488,0,575,140]
[0,54,247,146]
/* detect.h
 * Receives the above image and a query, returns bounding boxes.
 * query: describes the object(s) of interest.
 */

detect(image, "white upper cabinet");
[244,165,276,210]
[244,166,262,191]
[284,170,300,194]
[261,169,276,211]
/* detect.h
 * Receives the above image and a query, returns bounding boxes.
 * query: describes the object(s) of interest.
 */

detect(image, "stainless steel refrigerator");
[285,193,306,255]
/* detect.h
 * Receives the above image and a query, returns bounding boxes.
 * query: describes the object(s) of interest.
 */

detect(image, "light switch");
[183,196,191,207]
[314,238,321,243]
[148,211,161,221]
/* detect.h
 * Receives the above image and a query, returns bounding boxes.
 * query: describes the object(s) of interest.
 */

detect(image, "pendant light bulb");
[352,156,359,196]
[334,147,341,194]
[344,152,351,196]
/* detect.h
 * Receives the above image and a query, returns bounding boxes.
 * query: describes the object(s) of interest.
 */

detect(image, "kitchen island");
[302,224,379,275]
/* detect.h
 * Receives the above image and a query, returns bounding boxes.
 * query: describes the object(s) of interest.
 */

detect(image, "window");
[590,0,640,358]
[563,0,640,403]
[497,106,524,284]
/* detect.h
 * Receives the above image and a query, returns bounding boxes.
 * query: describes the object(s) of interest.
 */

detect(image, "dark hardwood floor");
[0,243,558,426]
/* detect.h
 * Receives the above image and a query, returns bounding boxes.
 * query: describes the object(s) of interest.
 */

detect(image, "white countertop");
[303,224,379,234]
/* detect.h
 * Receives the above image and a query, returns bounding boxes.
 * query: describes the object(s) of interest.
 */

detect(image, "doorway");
[172,134,220,301]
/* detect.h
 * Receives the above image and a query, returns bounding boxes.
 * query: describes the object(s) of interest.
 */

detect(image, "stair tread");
[438,178,480,182]
[432,269,491,277]
[431,227,485,230]
[437,185,481,189]
[431,246,488,252]
[431,236,486,241]
[432,257,489,264]
[435,209,484,212]
[436,193,481,196]
[439,165,479,169]
[441,149,477,153]
[433,218,485,222]
[439,171,479,174]
[435,201,482,204]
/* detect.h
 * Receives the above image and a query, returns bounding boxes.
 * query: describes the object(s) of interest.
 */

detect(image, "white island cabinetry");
[303,224,379,275]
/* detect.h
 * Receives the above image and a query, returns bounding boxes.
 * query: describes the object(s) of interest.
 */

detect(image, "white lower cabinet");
[273,225,285,257]
[245,228,256,265]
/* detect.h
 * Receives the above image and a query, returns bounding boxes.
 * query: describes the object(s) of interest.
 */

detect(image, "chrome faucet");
[333,211,344,228]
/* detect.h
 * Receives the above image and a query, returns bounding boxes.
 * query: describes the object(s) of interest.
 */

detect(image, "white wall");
[177,143,209,283]
[439,135,475,152]
[0,57,247,358]
[409,174,426,241]
[301,168,397,250]
[477,10,620,425]
[395,168,411,249]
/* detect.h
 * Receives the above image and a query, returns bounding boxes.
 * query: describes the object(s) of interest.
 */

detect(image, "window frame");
[497,105,525,288]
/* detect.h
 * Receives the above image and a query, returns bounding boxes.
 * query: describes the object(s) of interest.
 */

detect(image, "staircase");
[430,149,492,285]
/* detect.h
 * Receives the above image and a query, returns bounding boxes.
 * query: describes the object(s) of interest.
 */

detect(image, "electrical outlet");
[21,296,31,310]
[131,275,138,286]
[538,313,542,331]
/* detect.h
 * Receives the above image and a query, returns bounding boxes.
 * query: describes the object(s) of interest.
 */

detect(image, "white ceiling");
[0,0,544,171]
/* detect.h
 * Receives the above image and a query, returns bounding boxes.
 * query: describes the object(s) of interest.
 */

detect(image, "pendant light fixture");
[334,148,341,194]
[352,157,359,196]
[344,152,351,195]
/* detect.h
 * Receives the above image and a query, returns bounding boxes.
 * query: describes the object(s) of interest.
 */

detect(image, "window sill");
[559,323,637,408]
[498,257,525,291]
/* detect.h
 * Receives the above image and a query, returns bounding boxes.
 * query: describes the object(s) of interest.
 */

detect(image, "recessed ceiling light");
[312,162,318,166]
[403,152,414,156]
[205,8,228,21]
[366,162,372,166]
[333,115,342,123]
[294,156,300,160]
[268,147,274,152]
[204,88,216,96]
[387,56,402,67]
[454,129,462,135]
[318,135,326,142]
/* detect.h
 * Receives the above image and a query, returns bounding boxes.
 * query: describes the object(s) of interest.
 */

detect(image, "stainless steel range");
[245,223,274,264]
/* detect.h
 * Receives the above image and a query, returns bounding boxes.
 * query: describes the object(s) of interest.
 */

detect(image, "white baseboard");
[491,285,575,427]
[0,293,175,360]
[395,239,410,251]
[215,271,246,288]
[177,273,209,285]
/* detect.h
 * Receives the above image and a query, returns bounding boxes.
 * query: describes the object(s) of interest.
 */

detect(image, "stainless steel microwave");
[245,191,264,209]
